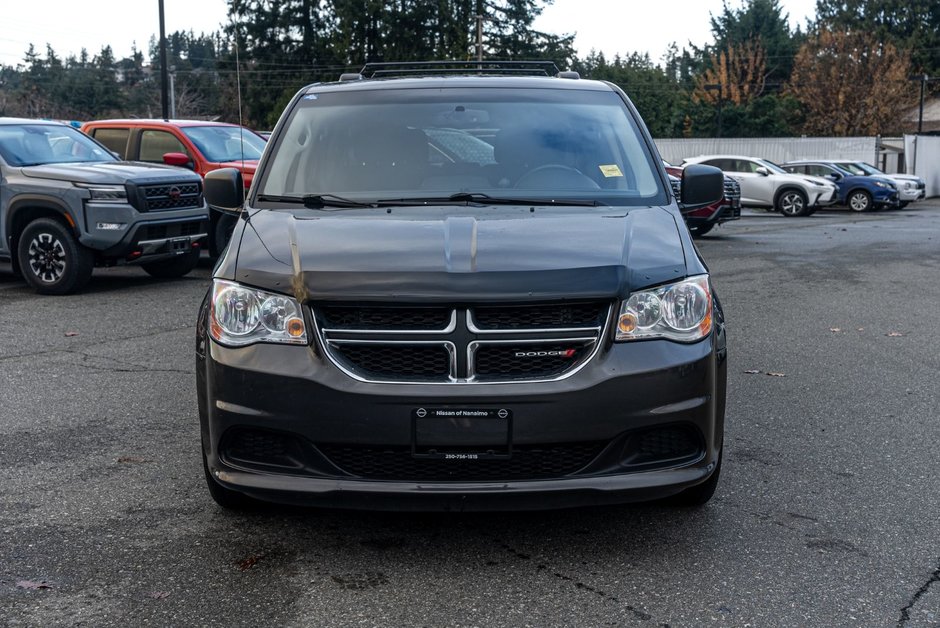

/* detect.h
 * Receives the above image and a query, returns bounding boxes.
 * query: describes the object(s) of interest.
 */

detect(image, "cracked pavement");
[1,205,939,626]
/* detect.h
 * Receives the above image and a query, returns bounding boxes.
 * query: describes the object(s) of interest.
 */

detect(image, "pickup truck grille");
[314,302,611,384]
[139,182,202,211]
[723,177,740,203]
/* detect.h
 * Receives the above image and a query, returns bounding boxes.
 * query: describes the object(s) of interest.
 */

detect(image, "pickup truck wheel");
[141,250,199,279]
[211,214,237,258]
[776,189,809,217]
[847,190,872,212]
[17,218,94,295]
[668,450,722,507]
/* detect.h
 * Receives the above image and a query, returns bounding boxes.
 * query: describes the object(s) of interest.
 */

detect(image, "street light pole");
[158,0,169,120]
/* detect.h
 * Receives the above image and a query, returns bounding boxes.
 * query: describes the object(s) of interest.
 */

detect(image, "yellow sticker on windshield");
[599,164,624,178]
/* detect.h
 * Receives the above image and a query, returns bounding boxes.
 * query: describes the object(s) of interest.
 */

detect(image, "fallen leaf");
[829,327,841,333]
[237,555,263,571]
[150,591,170,600]
[886,332,904,337]
[767,372,786,377]
[743,369,761,375]
[16,580,52,590]
[64,331,79,337]
[117,456,149,464]
[857,327,864,331]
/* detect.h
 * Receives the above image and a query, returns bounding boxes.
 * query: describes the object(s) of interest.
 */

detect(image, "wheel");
[776,189,809,217]
[141,250,199,278]
[669,450,722,507]
[17,218,94,295]
[202,442,259,510]
[210,213,237,258]
[689,223,714,237]
[898,201,910,209]
[847,190,872,212]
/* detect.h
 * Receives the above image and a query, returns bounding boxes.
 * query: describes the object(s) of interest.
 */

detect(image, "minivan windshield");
[0,124,116,167]
[257,87,665,206]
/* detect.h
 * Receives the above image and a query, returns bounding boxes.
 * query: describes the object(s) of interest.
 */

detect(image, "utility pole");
[476,15,484,64]
[916,74,928,134]
[158,0,169,120]
[169,68,176,119]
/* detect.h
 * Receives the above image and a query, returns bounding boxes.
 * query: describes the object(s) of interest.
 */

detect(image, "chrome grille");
[315,302,611,384]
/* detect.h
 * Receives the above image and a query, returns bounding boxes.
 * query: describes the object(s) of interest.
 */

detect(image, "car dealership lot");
[1,205,938,627]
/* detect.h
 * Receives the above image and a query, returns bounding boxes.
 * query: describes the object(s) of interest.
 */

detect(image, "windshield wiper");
[376,192,602,207]
[256,193,375,209]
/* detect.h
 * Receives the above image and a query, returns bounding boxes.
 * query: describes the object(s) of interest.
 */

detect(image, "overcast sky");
[0,0,819,69]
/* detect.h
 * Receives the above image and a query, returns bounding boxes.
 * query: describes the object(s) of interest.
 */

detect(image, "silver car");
[684,155,837,217]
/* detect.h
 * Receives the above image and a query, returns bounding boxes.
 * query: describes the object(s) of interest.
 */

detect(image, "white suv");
[684,155,837,217]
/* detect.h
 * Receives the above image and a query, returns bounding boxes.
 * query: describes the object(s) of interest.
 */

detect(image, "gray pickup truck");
[0,118,209,294]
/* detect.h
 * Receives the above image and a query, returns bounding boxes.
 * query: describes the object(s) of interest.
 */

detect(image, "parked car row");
[672,154,925,219]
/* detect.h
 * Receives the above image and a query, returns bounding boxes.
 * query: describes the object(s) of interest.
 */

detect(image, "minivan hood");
[21,161,202,185]
[229,206,691,302]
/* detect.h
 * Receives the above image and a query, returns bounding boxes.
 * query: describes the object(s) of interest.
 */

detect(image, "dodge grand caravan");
[196,61,727,511]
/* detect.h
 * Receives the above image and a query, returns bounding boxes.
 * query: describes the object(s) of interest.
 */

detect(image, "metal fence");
[654,137,879,169]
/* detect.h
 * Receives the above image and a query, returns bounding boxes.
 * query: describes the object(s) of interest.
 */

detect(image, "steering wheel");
[514,164,600,190]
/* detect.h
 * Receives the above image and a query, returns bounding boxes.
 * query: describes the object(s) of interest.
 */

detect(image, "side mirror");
[204,167,244,215]
[163,152,194,170]
[826,173,841,181]
[680,164,724,210]
[755,166,769,176]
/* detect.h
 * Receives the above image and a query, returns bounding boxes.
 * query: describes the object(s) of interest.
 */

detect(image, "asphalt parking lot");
[1,203,939,627]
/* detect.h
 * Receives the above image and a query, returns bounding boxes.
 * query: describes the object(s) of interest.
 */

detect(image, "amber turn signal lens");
[618,313,637,334]
[287,317,306,337]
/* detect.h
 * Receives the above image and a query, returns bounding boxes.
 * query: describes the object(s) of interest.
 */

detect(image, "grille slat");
[331,343,452,381]
[318,442,606,481]
[472,303,605,330]
[473,343,592,379]
[321,306,451,330]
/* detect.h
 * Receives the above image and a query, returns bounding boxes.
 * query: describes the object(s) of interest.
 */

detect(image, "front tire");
[847,190,872,212]
[776,189,809,217]
[17,218,94,295]
[141,250,199,279]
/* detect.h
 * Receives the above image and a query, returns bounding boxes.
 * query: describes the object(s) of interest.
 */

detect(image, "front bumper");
[196,302,727,510]
[810,188,838,207]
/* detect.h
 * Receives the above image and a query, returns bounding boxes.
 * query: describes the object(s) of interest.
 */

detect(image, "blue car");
[782,161,899,212]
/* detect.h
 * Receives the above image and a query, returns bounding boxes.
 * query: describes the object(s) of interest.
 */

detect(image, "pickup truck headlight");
[76,184,128,202]
[616,275,712,342]
[209,279,307,347]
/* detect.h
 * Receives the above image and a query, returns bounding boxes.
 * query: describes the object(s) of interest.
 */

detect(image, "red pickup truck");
[81,119,266,256]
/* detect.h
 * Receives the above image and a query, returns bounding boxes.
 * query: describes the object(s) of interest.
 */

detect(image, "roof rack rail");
[354,60,564,79]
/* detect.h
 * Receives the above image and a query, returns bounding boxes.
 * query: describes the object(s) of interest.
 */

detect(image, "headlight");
[76,184,128,202]
[874,181,890,189]
[209,279,307,347]
[616,275,712,342]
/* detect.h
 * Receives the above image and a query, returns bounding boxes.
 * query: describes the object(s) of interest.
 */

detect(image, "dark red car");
[665,162,740,237]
